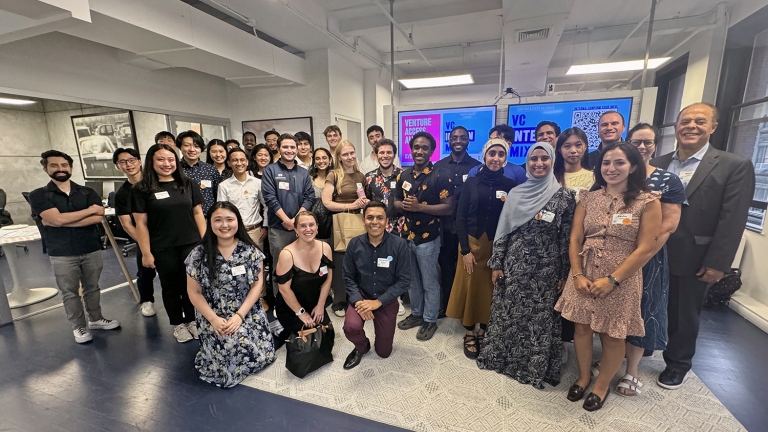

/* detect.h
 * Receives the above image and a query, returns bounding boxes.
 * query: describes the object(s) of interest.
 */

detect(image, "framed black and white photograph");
[71,111,136,179]
[242,116,313,142]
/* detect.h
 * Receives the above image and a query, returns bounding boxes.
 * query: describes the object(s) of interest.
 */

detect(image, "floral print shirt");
[365,166,403,234]
[395,162,454,245]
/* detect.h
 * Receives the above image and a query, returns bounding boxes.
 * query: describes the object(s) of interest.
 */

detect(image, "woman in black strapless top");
[274,211,334,335]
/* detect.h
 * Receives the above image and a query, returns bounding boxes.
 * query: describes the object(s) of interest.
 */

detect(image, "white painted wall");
[329,50,365,155]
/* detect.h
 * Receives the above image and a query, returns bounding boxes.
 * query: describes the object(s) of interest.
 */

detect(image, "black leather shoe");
[583,390,608,411]
[657,368,687,390]
[567,381,590,402]
[343,340,370,370]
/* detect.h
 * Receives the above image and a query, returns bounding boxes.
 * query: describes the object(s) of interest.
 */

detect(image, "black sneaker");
[657,368,687,390]
[397,314,424,330]
[416,322,438,341]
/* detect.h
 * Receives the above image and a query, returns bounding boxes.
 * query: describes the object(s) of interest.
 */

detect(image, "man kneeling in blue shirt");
[342,201,411,370]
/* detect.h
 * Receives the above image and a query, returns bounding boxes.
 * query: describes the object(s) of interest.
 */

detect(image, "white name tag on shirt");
[463,174,468,182]
[535,210,555,223]
[231,265,246,276]
[200,179,212,188]
[402,181,412,191]
[318,265,328,276]
[154,191,170,199]
[612,213,633,225]
[678,170,695,183]
[496,190,507,200]
[390,181,397,188]
[377,258,390,268]
[278,181,290,191]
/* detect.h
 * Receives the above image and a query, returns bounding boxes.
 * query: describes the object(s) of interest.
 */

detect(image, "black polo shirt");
[29,181,103,257]
[434,153,480,233]
[343,232,411,306]
[395,162,454,245]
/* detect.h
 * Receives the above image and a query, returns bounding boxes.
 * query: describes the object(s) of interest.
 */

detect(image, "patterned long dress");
[185,241,276,388]
[477,188,575,389]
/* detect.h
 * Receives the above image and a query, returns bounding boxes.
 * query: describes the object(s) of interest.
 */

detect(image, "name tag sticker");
[390,181,396,188]
[679,170,695,183]
[231,265,246,276]
[496,190,507,201]
[318,265,328,276]
[243,189,249,195]
[612,213,633,225]
[200,180,212,189]
[377,258,390,268]
[534,210,555,223]
[402,181,412,191]
[154,191,170,199]
[463,174,468,182]
[278,181,290,191]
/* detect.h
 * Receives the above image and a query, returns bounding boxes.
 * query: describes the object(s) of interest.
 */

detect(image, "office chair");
[0,189,29,258]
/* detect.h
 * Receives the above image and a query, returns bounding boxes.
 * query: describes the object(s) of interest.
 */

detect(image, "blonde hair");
[332,140,361,190]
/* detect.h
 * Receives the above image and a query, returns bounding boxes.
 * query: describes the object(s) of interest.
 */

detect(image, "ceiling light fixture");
[566,57,672,75]
[398,74,474,89]
[0,97,37,106]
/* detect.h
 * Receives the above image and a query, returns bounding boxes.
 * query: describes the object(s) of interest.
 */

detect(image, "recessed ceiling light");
[566,57,672,75]
[398,74,474,89]
[0,97,37,106]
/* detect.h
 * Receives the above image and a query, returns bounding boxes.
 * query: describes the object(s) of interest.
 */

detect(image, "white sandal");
[590,362,601,378]
[615,374,643,396]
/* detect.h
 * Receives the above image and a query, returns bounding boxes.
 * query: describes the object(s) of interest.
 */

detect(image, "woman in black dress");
[274,211,334,334]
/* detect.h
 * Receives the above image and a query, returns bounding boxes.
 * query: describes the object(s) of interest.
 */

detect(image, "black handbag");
[704,268,743,308]
[285,323,334,378]
[312,197,334,239]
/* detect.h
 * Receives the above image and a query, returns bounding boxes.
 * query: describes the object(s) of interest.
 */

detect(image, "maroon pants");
[343,296,399,358]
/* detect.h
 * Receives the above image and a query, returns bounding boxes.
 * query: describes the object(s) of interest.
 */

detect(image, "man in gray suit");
[652,103,755,389]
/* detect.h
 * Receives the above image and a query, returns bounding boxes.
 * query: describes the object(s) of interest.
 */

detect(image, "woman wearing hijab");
[447,139,517,359]
[476,142,576,389]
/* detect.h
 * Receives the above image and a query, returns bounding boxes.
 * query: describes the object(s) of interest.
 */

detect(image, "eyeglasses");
[629,139,655,148]
[117,157,139,166]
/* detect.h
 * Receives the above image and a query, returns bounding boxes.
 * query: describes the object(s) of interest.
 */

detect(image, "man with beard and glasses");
[29,150,120,344]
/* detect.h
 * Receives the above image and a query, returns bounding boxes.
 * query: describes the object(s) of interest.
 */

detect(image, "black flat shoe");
[583,390,608,411]
[567,381,590,402]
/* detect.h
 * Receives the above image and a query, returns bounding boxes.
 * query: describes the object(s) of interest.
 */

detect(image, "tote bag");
[332,211,365,252]
[285,323,334,378]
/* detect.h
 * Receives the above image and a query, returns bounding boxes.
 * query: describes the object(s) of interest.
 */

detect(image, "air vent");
[518,28,550,43]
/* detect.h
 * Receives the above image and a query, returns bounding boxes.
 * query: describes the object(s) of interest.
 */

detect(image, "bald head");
[675,102,718,154]
[678,102,718,124]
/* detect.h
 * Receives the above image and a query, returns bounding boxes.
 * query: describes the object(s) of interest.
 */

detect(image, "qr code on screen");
[572,107,617,151]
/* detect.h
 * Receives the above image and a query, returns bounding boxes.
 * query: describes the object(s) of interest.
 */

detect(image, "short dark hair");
[366,125,384,137]
[535,121,561,137]
[409,131,436,151]
[599,110,625,126]
[489,124,515,143]
[277,133,297,148]
[363,200,387,216]
[242,131,257,142]
[112,147,140,165]
[323,125,342,137]
[375,138,398,156]
[224,139,240,148]
[264,130,279,141]
[176,130,206,151]
[227,147,247,160]
[627,123,659,143]
[294,131,314,150]
[678,102,719,124]
[154,131,175,144]
[450,125,469,136]
[40,150,74,168]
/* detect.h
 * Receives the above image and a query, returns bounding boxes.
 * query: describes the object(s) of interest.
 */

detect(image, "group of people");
[28,102,755,409]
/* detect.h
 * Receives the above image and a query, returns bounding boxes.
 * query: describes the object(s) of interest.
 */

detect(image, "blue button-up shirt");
[667,143,709,189]
[343,232,411,306]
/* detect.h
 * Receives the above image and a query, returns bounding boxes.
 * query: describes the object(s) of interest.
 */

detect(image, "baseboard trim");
[729,292,768,334]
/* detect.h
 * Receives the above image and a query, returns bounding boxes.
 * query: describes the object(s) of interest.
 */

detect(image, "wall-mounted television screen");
[506,97,633,165]
[398,105,497,165]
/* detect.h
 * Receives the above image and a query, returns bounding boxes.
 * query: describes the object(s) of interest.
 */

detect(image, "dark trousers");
[343,295,399,358]
[136,248,157,304]
[663,274,710,374]
[331,250,348,311]
[438,231,458,312]
[154,243,197,326]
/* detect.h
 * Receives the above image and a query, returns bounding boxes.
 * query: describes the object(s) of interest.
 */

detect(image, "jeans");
[154,243,197,326]
[49,251,105,329]
[268,228,297,296]
[408,237,441,323]
[136,248,157,304]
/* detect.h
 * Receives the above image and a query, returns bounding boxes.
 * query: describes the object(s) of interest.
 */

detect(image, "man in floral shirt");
[364,139,403,235]
[394,132,454,341]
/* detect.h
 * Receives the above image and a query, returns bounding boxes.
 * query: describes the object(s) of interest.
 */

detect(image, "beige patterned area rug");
[241,312,744,432]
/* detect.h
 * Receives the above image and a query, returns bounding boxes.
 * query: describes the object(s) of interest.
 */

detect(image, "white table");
[0,226,58,309]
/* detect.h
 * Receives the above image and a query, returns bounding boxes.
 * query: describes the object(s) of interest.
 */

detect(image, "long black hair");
[248,143,270,174]
[553,127,591,186]
[200,201,256,286]
[594,142,648,209]
[136,143,191,193]
[310,147,334,180]
[205,139,226,164]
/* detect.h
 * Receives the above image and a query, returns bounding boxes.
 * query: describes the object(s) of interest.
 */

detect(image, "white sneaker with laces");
[174,324,193,343]
[140,302,156,317]
[73,327,93,343]
[186,322,199,339]
[398,299,406,316]
[88,318,120,330]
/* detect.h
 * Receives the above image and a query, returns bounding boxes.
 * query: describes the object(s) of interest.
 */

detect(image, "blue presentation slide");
[506,98,633,165]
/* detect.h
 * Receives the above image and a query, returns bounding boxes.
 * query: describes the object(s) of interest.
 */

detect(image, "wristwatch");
[608,275,620,287]
[295,307,305,316]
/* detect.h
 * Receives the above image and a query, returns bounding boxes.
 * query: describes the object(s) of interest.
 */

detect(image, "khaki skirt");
[446,233,494,327]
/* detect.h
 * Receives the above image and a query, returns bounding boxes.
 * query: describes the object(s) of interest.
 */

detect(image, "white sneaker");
[334,308,346,317]
[173,324,193,343]
[186,322,199,339]
[73,327,93,343]
[88,318,120,330]
[398,299,406,316]
[140,302,156,317]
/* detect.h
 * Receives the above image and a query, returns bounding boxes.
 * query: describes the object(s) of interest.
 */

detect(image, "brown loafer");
[583,390,609,411]
[567,381,589,402]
